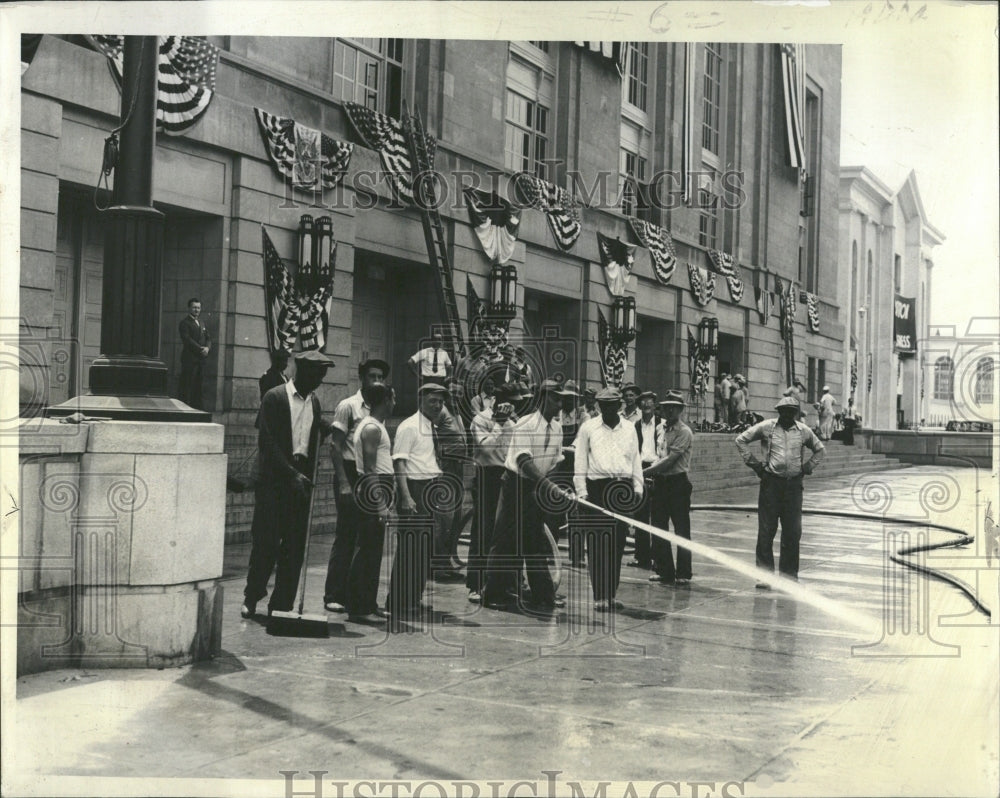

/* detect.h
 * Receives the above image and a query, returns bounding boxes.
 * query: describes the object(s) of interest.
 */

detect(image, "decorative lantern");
[611,296,637,343]
[297,214,314,270]
[698,316,719,357]
[313,216,333,273]
[488,261,518,320]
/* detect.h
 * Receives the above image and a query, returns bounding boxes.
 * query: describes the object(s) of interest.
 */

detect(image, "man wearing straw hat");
[735,395,826,586]
[643,391,694,585]
[241,349,334,619]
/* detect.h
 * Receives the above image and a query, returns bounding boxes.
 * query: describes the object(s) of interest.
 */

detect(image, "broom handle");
[296,422,324,616]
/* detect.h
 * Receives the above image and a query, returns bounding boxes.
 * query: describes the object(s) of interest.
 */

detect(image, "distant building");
[924,321,998,429]
[838,167,944,429]
[20,36,844,537]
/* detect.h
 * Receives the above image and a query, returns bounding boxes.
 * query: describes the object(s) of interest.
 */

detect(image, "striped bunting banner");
[512,172,582,252]
[254,108,354,191]
[87,35,219,136]
[687,263,716,307]
[708,249,745,303]
[343,102,435,204]
[628,218,677,285]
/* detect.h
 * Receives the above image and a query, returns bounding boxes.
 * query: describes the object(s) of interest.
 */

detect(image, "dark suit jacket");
[254,368,288,430]
[257,384,329,484]
[179,315,210,364]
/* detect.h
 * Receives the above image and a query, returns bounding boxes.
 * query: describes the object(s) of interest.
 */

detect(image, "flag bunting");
[466,277,510,363]
[779,43,806,170]
[597,233,636,297]
[628,218,677,285]
[261,227,299,354]
[574,41,627,78]
[254,108,354,191]
[806,292,820,333]
[463,187,521,265]
[512,172,581,251]
[708,249,745,303]
[687,263,716,307]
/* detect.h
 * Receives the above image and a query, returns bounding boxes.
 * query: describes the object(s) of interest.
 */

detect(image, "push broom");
[267,426,330,637]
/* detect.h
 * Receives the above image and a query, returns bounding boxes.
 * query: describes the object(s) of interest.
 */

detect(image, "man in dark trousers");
[628,390,663,570]
[241,350,334,619]
[735,395,826,587]
[644,391,695,586]
[178,297,211,410]
[573,386,644,612]
[322,358,389,612]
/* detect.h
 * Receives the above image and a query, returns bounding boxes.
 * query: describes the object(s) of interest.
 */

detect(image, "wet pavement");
[8,466,999,797]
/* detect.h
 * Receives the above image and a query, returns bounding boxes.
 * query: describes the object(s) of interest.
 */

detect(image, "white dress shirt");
[503,410,563,477]
[470,410,515,468]
[392,411,442,479]
[573,415,644,496]
[332,390,369,462]
[285,380,314,458]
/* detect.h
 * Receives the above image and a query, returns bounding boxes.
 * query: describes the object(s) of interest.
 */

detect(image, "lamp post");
[696,317,718,424]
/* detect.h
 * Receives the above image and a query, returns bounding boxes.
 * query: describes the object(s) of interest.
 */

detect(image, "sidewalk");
[7,466,999,797]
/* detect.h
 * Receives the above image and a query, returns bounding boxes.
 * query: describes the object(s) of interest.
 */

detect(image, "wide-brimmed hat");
[775,395,800,410]
[558,380,581,396]
[659,390,685,407]
[294,349,335,368]
[595,386,623,403]
[638,390,657,403]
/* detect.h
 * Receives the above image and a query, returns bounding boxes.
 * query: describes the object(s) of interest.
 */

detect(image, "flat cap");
[559,380,581,396]
[358,358,390,376]
[775,395,800,410]
[620,383,640,395]
[294,349,335,367]
[638,390,657,403]
[583,387,598,398]
[658,390,685,407]
[418,381,448,395]
[595,386,623,402]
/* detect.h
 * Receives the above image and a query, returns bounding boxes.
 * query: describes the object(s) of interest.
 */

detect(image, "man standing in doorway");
[409,332,452,385]
[178,297,211,410]
[323,358,389,613]
[241,350,334,618]
[735,395,826,586]
[816,385,838,440]
[714,372,731,424]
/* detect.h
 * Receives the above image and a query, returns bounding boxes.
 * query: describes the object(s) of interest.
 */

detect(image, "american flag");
[261,227,298,354]
[779,43,806,169]
[629,218,677,285]
[754,271,772,324]
[597,232,635,297]
[343,102,434,204]
[88,35,219,136]
[254,108,354,191]
[512,172,581,251]
[709,249,745,303]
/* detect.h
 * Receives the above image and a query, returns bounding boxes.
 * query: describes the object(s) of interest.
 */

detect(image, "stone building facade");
[20,36,844,538]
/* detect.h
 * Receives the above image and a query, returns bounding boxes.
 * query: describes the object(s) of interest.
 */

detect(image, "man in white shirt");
[735,395,826,586]
[322,358,389,612]
[574,386,644,611]
[620,383,642,424]
[628,391,663,570]
[242,350,334,619]
[408,332,452,384]
[345,383,395,623]
[482,380,571,612]
[465,383,520,602]
[386,382,450,616]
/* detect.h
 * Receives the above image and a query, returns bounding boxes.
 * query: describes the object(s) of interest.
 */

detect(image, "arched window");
[974,357,994,404]
[934,356,954,401]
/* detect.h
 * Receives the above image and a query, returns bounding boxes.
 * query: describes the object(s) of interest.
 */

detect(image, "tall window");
[624,42,650,112]
[333,38,404,115]
[701,43,723,156]
[619,148,648,217]
[934,356,954,401]
[802,89,821,293]
[505,46,554,180]
[975,357,994,404]
[697,171,719,250]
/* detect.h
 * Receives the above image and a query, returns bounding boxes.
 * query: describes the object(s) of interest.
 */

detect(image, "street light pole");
[48,36,208,421]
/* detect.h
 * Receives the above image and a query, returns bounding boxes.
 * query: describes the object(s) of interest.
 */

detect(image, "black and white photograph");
[2,2,998,796]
